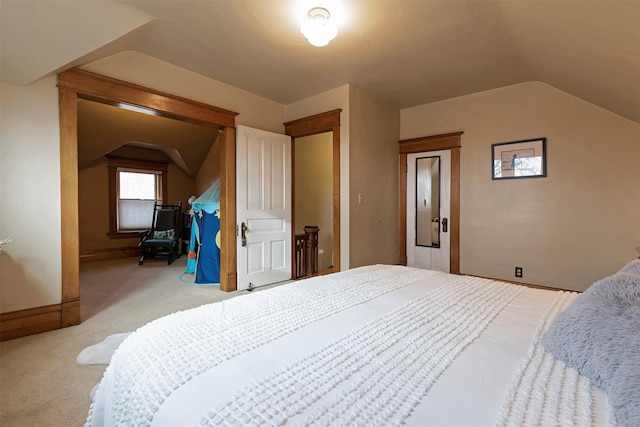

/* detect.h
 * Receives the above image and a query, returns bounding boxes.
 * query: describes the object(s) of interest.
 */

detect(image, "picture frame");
[491,137,546,180]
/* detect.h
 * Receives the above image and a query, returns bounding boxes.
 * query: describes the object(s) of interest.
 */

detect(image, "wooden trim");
[285,109,342,273]
[450,147,461,274]
[0,304,62,341]
[398,132,463,154]
[331,128,341,272]
[80,246,140,262]
[107,232,140,239]
[61,298,81,328]
[518,282,581,293]
[467,274,581,293]
[290,138,297,277]
[283,109,342,138]
[107,157,169,171]
[398,153,408,265]
[59,88,80,323]
[219,128,237,292]
[58,68,238,128]
[398,132,463,274]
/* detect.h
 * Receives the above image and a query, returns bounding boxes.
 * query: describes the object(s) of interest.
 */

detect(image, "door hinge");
[236,225,239,236]
[405,164,408,173]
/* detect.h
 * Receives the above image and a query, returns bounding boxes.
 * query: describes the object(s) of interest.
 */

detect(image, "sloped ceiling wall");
[1,1,638,122]
[78,99,219,178]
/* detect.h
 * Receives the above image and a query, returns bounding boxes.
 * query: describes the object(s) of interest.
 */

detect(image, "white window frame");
[108,158,168,239]
[116,168,162,231]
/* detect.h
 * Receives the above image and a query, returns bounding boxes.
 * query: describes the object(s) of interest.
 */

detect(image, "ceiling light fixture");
[117,102,157,116]
[300,7,338,47]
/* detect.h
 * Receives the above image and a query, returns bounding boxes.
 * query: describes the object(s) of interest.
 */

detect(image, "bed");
[86,262,640,427]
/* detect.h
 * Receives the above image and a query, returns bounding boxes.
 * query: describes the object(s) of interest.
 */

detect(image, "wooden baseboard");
[466,274,581,293]
[80,246,140,262]
[61,298,81,328]
[0,304,61,341]
[220,272,237,292]
[0,299,81,341]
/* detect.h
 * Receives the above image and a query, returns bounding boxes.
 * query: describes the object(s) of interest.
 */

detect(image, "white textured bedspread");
[86,265,618,426]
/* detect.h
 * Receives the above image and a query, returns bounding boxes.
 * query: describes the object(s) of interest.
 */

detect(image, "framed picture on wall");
[492,137,547,180]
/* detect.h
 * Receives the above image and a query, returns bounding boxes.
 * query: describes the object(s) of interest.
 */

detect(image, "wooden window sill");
[107,231,141,239]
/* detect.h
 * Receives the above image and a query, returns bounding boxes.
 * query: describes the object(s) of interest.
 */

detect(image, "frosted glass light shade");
[301,7,338,47]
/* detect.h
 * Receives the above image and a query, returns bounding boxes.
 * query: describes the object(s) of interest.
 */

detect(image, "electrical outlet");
[515,267,523,278]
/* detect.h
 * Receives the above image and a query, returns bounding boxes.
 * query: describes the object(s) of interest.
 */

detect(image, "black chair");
[138,201,182,265]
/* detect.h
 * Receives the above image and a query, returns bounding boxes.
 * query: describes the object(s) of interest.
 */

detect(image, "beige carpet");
[0,257,279,427]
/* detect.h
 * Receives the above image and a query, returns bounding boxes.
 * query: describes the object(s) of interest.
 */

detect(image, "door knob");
[241,222,248,246]
[441,217,448,233]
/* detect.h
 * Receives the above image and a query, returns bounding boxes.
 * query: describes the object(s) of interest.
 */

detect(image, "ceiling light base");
[301,7,338,47]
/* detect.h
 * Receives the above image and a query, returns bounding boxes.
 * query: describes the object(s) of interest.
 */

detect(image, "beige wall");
[78,159,111,251]
[194,134,221,196]
[295,132,333,271]
[82,51,286,134]
[285,85,401,270]
[348,86,401,267]
[401,81,640,291]
[167,164,197,211]
[285,85,351,269]
[1,77,62,312]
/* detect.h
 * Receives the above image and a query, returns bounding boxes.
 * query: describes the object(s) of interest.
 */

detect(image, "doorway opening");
[77,98,221,256]
[58,68,239,327]
[284,109,342,278]
[406,150,450,272]
[294,132,333,275]
[398,132,462,274]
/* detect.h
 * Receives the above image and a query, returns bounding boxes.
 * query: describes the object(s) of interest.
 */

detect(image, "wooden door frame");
[58,68,239,327]
[284,109,342,277]
[398,132,462,274]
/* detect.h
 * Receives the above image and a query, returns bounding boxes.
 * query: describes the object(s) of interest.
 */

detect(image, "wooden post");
[304,226,319,275]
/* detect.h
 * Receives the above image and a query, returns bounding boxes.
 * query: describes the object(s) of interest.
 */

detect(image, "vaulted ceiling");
[2,1,638,155]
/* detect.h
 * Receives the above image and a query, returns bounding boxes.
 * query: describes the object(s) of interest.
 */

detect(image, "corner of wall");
[348,87,401,267]
[194,133,222,195]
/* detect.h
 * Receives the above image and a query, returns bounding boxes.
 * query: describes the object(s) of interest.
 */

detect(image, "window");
[108,158,168,238]
[117,170,161,231]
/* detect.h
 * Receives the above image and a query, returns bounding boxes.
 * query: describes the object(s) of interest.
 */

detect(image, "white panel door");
[407,150,451,272]
[236,125,292,290]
